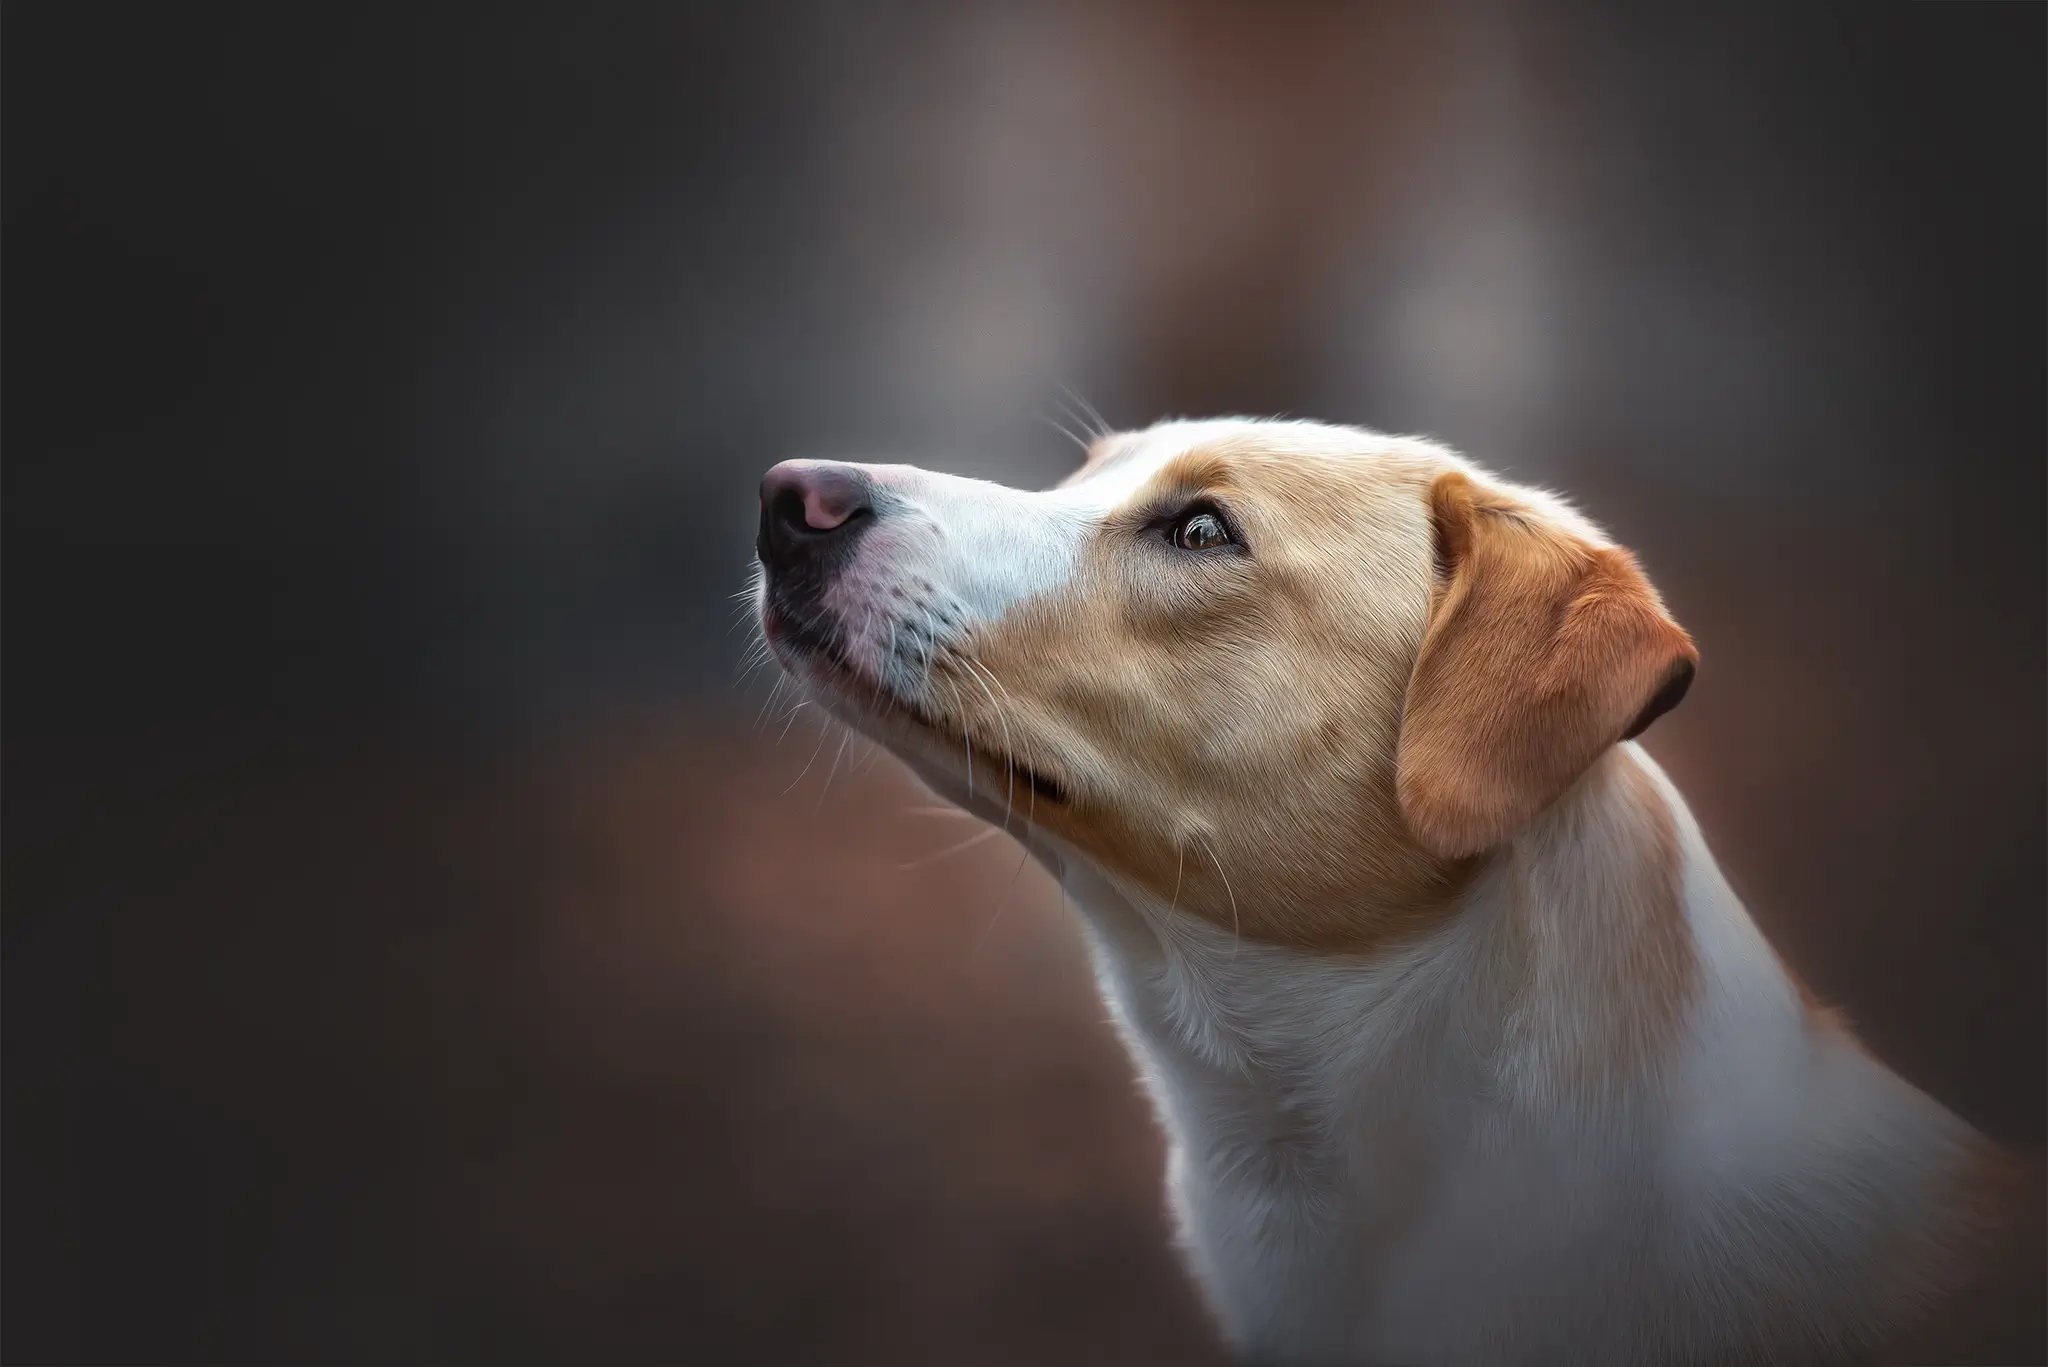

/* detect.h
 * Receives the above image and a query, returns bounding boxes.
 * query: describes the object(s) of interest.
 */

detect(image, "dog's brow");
[1146,449,1234,499]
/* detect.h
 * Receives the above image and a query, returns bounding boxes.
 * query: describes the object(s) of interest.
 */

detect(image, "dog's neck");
[1045,744,1998,1363]
[1056,744,1720,1108]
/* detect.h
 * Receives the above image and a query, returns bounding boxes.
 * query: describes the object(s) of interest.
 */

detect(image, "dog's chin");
[763,624,1070,823]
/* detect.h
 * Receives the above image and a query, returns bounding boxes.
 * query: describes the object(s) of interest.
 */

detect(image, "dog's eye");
[1171,510,1233,551]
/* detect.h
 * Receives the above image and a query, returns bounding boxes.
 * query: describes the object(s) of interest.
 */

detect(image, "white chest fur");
[1050,746,1974,1366]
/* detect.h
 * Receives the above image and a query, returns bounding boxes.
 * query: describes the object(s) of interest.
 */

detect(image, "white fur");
[1043,749,1973,1366]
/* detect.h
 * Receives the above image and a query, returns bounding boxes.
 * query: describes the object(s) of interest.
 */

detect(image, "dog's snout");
[758,460,875,574]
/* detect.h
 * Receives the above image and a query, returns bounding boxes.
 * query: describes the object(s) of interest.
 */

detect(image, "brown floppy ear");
[1396,471,1698,858]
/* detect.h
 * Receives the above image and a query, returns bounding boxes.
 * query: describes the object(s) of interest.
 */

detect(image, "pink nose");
[757,460,877,575]
[760,460,871,531]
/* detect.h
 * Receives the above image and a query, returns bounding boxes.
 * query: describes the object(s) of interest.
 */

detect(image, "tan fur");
[950,436,1471,948]
[1775,945,1859,1041]
[1397,471,1699,859]
[934,442,1697,962]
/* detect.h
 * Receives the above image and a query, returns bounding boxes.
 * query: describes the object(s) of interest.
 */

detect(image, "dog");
[751,418,2042,1365]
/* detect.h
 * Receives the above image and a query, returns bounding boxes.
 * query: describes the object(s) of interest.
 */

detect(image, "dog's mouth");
[765,603,1070,810]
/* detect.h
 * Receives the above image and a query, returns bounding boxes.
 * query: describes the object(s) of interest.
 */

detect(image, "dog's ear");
[1396,471,1697,858]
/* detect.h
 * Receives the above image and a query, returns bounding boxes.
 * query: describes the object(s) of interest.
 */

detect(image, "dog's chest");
[1082,915,1673,1362]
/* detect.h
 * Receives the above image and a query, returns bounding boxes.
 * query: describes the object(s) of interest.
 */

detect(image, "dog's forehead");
[1057,418,1334,510]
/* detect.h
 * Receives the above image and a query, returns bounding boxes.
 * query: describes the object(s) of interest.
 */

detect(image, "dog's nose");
[757,460,876,574]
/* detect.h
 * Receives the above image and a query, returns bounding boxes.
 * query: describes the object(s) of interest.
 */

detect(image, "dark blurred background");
[5,3,2042,1363]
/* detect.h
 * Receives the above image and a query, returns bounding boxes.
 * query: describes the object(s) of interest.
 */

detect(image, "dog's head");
[755,419,1695,947]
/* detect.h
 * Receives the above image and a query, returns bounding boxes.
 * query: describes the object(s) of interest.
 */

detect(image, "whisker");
[1021,760,1039,853]
[974,841,1035,954]
[1056,380,1112,441]
[1195,831,1241,953]
[779,716,836,797]
[732,633,772,681]
[899,826,1004,871]
[881,617,901,695]
[1040,411,1091,453]
[959,659,1017,833]
[983,660,1045,851]
[726,605,762,639]
[815,726,853,810]
[755,674,791,732]
[909,607,936,698]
